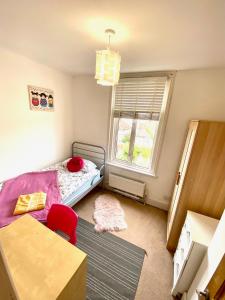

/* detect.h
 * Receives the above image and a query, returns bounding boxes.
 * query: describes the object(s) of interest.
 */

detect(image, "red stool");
[47,204,78,245]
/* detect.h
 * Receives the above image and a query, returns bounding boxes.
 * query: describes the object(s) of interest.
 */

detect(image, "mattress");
[62,170,101,207]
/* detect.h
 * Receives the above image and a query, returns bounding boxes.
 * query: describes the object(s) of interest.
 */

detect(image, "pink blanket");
[0,171,61,227]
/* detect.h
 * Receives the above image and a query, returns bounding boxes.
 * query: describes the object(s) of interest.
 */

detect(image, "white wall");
[73,76,111,148]
[0,47,73,182]
[72,69,225,210]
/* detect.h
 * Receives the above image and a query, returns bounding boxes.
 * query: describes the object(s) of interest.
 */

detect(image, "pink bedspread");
[0,171,61,227]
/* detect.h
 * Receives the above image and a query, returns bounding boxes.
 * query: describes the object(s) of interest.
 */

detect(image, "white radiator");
[109,173,146,198]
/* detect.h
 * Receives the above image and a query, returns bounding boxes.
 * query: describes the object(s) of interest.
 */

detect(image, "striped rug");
[76,218,145,300]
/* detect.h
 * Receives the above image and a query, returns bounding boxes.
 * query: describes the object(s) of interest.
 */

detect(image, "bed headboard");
[72,141,105,175]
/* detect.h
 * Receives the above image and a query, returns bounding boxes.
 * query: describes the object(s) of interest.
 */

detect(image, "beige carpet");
[74,188,173,300]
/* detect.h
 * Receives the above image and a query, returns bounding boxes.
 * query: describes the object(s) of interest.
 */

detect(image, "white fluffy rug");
[93,194,127,233]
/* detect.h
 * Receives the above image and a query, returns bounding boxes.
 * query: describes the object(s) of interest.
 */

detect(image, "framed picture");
[28,85,54,111]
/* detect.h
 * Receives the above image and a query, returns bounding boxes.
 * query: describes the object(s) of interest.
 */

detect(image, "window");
[108,73,174,175]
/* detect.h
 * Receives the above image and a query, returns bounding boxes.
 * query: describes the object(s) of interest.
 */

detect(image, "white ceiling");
[0,0,225,75]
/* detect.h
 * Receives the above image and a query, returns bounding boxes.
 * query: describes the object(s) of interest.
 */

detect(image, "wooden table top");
[0,214,86,300]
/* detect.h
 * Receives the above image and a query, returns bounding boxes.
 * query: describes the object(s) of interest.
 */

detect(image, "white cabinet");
[172,211,219,297]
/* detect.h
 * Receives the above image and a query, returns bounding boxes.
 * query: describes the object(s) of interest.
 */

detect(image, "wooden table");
[0,214,87,300]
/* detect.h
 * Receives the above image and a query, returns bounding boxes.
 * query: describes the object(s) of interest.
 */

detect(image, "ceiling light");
[95,29,121,86]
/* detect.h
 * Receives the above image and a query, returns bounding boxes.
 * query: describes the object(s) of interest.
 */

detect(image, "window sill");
[106,161,157,178]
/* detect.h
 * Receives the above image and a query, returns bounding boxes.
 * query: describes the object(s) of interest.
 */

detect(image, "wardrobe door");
[167,121,199,244]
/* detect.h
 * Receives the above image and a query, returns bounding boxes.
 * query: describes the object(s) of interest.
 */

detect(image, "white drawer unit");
[172,211,219,297]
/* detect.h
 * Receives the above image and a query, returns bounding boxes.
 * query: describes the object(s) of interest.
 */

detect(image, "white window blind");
[113,76,167,120]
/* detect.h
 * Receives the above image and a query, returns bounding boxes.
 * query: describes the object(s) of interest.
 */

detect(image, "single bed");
[0,142,105,227]
[0,142,105,205]
[42,141,105,207]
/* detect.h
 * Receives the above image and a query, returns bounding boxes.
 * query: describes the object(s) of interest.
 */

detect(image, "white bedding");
[42,160,99,199]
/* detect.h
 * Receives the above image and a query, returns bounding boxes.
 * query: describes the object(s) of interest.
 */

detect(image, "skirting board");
[148,198,169,211]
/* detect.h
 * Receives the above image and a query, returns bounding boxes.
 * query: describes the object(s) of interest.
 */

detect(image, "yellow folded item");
[13,192,47,215]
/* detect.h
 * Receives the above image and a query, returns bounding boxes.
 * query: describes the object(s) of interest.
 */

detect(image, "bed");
[0,142,105,227]
[43,141,105,207]
[0,141,105,207]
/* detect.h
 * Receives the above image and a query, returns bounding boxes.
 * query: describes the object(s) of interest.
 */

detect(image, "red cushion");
[67,156,84,172]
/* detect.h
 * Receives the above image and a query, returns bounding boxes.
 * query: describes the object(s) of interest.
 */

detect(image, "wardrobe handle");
[196,289,210,300]
[176,172,181,185]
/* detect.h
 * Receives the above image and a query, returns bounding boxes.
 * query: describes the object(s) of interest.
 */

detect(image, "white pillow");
[83,159,97,173]
[62,158,97,173]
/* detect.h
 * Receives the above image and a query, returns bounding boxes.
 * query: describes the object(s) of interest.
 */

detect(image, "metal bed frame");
[63,141,106,207]
[72,141,105,172]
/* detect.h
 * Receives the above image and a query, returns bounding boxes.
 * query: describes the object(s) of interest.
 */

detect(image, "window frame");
[107,71,176,176]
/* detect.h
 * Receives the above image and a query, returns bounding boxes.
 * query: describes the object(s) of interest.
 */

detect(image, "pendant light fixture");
[95,29,121,86]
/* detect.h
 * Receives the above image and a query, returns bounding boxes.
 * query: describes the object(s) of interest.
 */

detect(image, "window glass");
[132,120,158,168]
[115,118,132,162]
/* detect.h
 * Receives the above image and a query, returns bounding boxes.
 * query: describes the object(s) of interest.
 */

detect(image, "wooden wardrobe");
[167,120,225,251]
